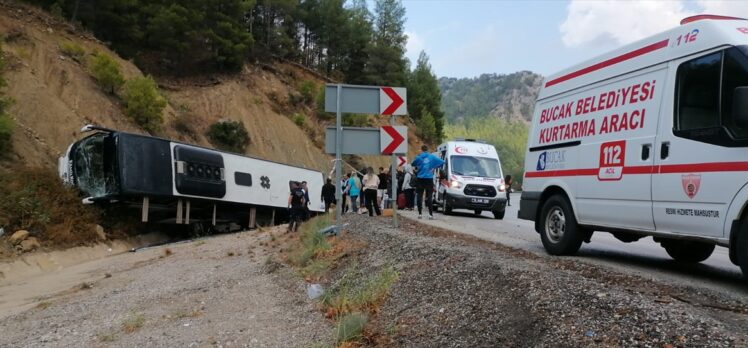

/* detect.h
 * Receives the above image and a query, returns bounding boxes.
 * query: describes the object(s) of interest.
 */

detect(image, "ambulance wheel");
[539,194,583,255]
[493,210,505,220]
[474,209,483,215]
[738,221,748,280]
[442,199,452,215]
[662,240,714,263]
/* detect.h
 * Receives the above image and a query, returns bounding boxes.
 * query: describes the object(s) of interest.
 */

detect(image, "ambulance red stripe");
[525,161,748,178]
[544,39,670,88]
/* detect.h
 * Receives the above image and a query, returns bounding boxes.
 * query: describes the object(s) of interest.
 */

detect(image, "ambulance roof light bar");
[680,14,746,25]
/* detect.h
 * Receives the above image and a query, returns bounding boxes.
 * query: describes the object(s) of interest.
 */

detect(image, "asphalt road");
[398,195,748,298]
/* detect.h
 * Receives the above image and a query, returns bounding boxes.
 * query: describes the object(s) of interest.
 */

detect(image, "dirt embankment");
[0,2,355,173]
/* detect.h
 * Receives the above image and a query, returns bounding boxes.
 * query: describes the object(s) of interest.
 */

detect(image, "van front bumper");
[444,193,506,212]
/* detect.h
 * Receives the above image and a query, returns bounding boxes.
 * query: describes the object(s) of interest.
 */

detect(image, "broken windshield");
[73,133,118,198]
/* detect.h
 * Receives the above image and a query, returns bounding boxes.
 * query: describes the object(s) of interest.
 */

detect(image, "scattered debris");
[307,284,324,300]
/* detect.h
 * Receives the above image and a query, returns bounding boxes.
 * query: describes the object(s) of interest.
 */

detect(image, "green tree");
[408,51,445,141]
[417,108,437,144]
[121,76,166,133]
[365,0,408,86]
[89,52,124,94]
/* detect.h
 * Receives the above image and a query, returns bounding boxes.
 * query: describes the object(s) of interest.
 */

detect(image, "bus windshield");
[73,133,118,198]
[450,156,502,178]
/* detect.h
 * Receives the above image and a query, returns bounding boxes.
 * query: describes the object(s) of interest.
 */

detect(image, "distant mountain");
[439,71,543,124]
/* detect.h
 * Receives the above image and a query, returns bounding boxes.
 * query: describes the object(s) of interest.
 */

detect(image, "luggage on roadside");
[397,192,406,209]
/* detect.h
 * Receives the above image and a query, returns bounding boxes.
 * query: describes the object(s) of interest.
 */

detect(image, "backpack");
[290,188,305,208]
[409,172,418,188]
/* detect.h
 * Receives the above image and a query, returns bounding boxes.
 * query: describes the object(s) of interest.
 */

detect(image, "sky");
[401,0,748,78]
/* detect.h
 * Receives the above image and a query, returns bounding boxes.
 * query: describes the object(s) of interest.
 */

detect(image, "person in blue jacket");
[411,144,445,220]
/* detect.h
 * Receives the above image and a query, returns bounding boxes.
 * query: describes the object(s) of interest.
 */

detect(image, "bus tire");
[662,240,715,263]
[539,194,583,255]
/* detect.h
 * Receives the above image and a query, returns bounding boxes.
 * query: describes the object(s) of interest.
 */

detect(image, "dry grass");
[35,301,51,310]
[0,167,101,247]
[322,266,398,320]
[122,312,145,333]
[335,313,368,344]
[172,309,203,319]
[98,332,117,342]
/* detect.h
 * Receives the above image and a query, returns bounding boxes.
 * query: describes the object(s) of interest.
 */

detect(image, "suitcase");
[397,192,406,209]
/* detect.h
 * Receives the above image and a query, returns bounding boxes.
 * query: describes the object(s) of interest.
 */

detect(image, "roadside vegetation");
[121,76,166,133]
[206,120,250,153]
[0,167,101,248]
[286,216,399,346]
[0,40,14,156]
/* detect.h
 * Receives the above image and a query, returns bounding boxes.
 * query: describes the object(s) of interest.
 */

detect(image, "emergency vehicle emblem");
[681,174,701,199]
[455,146,468,154]
[477,146,488,155]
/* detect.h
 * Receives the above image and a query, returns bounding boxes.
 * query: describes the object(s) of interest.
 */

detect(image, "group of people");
[292,144,516,232]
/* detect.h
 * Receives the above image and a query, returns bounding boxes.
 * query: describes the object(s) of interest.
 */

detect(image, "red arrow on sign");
[381,87,404,115]
[381,126,405,155]
[397,156,407,167]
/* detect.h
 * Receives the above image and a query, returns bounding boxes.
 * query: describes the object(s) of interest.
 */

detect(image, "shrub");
[121,76,166,133]
[50,1,64,19]
[342,114,370,127]
[322,265,398,318]
[89,52,124,94]
[0,167,100,246]
[299,80,317,104]
[0,111,12,155]
[60,41,86,62]
[206,120,250,153]
[335,313,368,344]
[315,85,332,120]
[291,113,305,127]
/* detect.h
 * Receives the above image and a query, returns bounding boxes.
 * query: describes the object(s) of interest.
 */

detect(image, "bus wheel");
[539,194,583,255]
[661,240,714,263]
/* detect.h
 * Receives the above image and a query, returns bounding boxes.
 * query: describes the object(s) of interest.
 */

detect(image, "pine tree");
[365,0,408,86]
[408,51,445,141]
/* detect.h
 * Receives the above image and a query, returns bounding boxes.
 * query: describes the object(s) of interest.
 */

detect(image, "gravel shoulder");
[337,214,748,347]
[2,213,747,348]
[0,227,332,348]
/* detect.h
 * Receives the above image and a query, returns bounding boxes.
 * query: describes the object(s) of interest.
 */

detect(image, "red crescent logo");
[455,146,468,154]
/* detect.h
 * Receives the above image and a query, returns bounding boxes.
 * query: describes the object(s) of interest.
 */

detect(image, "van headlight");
[498,184,506,192]
[450,180,462,189]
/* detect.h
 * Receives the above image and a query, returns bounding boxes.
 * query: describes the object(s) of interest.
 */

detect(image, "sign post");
[325,84,407,234]
[335,84,342,235]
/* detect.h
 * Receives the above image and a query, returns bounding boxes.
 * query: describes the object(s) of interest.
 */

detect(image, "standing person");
[377,167,389,210]
[412,144,445,220]
[287,182,306,232]
[321,178,336,213]
[505,174,513,206]
[341,174,350,213]
[301,181,311,220]
[347,171,361,214]
[358,172,366,213]
[402,164,415,210]
[363,167,382,216]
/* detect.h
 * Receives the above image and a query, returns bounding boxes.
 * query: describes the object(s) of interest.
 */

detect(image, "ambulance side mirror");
[732,87,748,128]
[439,170,446,179]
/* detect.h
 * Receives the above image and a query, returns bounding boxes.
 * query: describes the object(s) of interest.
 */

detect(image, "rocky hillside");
[439,71,543,124]
[0,2,420,174]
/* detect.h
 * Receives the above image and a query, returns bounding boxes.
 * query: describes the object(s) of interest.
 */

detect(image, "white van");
[520,15,748,278]
[432,139,507,219]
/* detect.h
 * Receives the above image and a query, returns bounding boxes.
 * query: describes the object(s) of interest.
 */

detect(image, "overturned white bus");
[59,125,324,232]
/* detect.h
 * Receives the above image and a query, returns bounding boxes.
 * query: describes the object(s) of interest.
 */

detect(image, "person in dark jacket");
[505,175,513,206]
[288,181,306,232]
[301,181,311,220]
[321,178,336,213]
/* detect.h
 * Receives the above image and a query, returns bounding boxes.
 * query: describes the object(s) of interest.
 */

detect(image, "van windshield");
[450,156,502,178]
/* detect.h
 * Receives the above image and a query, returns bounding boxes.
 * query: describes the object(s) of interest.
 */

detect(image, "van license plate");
[471,198,489,204]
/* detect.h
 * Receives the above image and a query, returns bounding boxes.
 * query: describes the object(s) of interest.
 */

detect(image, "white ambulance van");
[432,139,507,219]
[518,15,748,278]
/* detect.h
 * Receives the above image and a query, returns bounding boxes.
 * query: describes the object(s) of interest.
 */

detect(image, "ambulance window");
[721,47,748,138]
[675,52,722,130]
